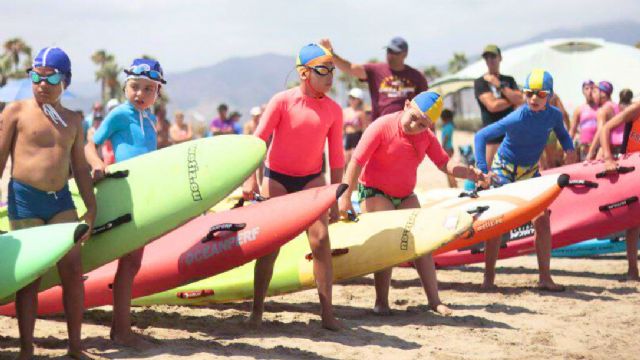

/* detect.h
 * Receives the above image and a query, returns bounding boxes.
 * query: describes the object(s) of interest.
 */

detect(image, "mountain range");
[65,20,640,122]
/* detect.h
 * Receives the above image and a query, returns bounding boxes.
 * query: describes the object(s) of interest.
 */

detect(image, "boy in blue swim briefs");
[0,47,97,360]
[475,69,577,292]
[85,58,165,349]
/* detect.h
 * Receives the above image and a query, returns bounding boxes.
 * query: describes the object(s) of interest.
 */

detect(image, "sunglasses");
[524,89,550,99]
[29,70,63,86]
[483,53,498,60]
[124,65,166,84]
[306,65,335,76]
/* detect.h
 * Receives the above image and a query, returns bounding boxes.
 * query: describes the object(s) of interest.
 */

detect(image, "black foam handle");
[466,205,490,215]
[596,166,635,178]
[202,223,246,243]
[599,196,638,212]
[105,170,129,179]
[92,213,132,235]
[459,190,479,199]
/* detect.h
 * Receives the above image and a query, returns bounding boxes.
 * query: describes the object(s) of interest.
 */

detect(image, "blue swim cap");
[125,58,166,84]
[31,47,72,86]
[524,69,553,93]
[296,44,333,67]
[411,91,444,121]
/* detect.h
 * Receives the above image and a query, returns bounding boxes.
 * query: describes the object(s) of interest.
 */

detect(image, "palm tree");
[423,66,442,82]
[101,61,122,101]
[91,50,120,103]
[0,54,13,87]
[448,52,468,74]
[636,41,640,49]
[3,38,31,74]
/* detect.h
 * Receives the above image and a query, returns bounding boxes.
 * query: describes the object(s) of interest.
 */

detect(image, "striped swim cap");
[524,69,553,92]
[296,43,333,67]
[411,91,444,121]
[32,47,72,86]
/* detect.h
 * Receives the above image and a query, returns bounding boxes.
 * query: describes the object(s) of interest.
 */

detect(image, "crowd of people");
[0,35,638,360]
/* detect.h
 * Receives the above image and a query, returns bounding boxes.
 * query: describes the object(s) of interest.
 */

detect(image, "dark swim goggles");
[28,70,63,85]
[124,64,166,84]
[304,64,335,76]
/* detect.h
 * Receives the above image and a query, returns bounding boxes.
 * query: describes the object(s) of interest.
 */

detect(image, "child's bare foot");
[430,303,452,316]
[244,312,263,329]
[15,346,34,360]
[480,281,498,291]
[619,273,640,282]
[67,349,103,360]
[372,303,392,316]
[538,280,565,292]
[110,331,154,352]
[321,315,343,331]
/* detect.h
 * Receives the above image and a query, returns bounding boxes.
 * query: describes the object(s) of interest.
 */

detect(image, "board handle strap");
[92,213,132,235]
[595,166,635,178]
[599,196,639,212]
[201,223,246,243]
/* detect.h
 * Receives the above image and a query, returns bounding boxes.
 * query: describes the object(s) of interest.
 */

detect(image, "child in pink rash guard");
[339,90,485,316]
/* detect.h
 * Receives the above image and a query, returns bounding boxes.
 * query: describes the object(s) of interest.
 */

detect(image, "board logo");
[187,145,202,201]
[475,215,504,232]
[509,221,535,240]
[400,210,419,250]
[182,227,261,266]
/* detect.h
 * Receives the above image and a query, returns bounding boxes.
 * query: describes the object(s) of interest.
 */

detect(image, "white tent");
[432,38,640,114]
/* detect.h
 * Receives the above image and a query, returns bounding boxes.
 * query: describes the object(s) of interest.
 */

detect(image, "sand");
[1,131,639,359]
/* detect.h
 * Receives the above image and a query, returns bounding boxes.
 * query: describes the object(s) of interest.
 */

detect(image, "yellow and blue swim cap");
[524,69,553,93]
[411,91,444,121]
[296,43,333,68]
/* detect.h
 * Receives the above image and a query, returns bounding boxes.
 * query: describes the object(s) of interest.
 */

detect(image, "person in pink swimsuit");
[587,81,623,159]
[338,91,486,316]
[343,88,368,165]
[569,80,598,160]
[242,43,344,330]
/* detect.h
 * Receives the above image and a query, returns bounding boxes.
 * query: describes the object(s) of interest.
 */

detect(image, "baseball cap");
[250,106,262,116]
[386,37,408,53]
[482,44,501,57]
[348,88,364,99]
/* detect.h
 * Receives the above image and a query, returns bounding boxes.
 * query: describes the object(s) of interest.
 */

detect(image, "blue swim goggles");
[28,70,63,86]
[124,64,166,84]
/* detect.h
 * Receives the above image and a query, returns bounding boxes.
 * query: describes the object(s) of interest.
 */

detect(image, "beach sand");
[1,131,639,359]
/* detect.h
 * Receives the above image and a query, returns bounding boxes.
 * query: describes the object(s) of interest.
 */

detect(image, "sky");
[2,0,639,83]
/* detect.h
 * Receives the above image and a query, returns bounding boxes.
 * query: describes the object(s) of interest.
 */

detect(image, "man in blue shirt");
[475,69,577,292]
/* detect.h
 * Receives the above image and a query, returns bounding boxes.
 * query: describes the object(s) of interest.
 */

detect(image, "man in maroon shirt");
[320,37,428,121]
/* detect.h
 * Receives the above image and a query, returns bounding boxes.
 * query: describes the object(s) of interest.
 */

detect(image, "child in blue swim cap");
[85,57,166,349]
[0,46,98,359]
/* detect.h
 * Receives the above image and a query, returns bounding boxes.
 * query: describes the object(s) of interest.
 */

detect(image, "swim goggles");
[523,89,550,99]
[305,65,335,77]
[124,64,166,84]
[29,70,63,86]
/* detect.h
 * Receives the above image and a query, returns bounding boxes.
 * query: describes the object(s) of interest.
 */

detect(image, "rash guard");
[93,101,157,163]
[475,105,574,173]
[254,87,344,176]
[353,112,450,198]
